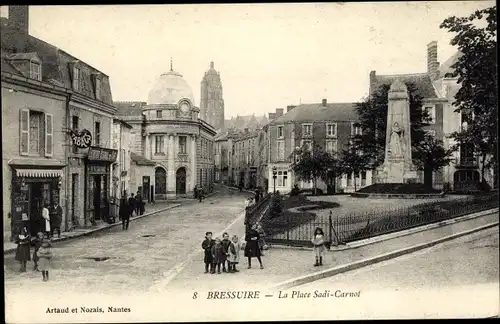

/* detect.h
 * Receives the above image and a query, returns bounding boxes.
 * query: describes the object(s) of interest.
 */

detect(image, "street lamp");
[272,166,277,193]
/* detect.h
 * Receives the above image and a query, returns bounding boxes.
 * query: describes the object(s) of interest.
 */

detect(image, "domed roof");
[147,64,195,106]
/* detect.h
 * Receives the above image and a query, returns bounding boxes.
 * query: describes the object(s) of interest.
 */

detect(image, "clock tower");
[200,61,225,131]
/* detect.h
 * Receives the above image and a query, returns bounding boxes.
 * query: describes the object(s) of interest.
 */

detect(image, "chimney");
[322,99,327,107]
[427,41,440,80]
[369,70,376,97]
[269,113,276,120]
[210,61,214,69]
[276,108,284,117]
[287,105,296,112]
[244,128,249,134]
[9,6,29,35]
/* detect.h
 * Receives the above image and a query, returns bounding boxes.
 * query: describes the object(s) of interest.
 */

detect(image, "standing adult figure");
[41,203,51,238]
[50,201,63,238]
[119,197,130,230]
[128,193,136,218]
[254,188,260,204]
[244,224,264,269]
[135,190,143,216]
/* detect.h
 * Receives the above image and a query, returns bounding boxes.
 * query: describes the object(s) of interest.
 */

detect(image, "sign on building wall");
[88,146,118,162]
[71,129,92,148]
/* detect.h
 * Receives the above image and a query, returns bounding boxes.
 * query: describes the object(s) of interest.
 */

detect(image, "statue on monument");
[389,122,404,157]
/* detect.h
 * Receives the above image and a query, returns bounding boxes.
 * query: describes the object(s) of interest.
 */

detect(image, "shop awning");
[15,169,63,178]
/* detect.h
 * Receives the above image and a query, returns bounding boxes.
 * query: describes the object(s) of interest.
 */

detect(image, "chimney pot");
[427,41,439,80]
[9,5,29,35]
[322,99,327,107]
[276,108,284,117]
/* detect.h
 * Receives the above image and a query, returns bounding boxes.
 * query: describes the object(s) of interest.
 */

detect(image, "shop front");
[85,147,118,224]
[9,165,64,238]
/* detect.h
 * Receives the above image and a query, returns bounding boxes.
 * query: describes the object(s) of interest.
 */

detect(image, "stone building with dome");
[115,62,216,201]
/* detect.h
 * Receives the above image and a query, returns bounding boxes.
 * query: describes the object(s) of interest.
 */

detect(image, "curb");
[267,207,499,251]
[4,204,182,255]
[268,221,499,291]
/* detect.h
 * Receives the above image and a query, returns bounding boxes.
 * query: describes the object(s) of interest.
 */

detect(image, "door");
[72,174,78,225]
[142,176,150,202]
[176,167,186,195]
[93,175,101,220]
[28,183,42,237]
[155,167,167,200]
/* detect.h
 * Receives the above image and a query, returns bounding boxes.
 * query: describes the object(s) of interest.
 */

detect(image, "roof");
[215,132,229,141]
[269,102,357,125]
[1,55,21,75]
[438,51,462,78]
[114,101,147,116]
[233,131,258,142]
[148,69,195,105]
[130,152,156,166]
[225,114,268,131]
[113,118,133,129]
[371,72,439,99]
[7,52,40,61]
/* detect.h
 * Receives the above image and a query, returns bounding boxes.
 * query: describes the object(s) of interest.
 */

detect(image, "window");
[30,61,41,81]
[326,139,337,154]
[93,78,101,100]
[73,67,80,91]
[277,140,285,161]
[351,123,362,136]
[179,136,187,154]
[120,149,126,171]
[361,171,367,186]
[94,121,101,147]
[424,106,436,124]
[277,171,288,187]
[155,135,165,154]
[277,126,284,139]
[347,173,352,187]
[156,110,162,118]
[326,123,337,137]
[72,116,79,153]
[302,124,312,137]
[20,109,52,157]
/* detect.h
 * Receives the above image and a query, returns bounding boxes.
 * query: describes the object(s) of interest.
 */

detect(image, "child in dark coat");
[15,227,31,272]
[201,231,215,274]
[221,232,231,273]
[211,237,225,274]
[32,232,44,271]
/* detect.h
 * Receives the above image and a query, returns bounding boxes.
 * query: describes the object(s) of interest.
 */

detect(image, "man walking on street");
[120,196,130,230]
[50,201,62,238]
[128,193,136,218]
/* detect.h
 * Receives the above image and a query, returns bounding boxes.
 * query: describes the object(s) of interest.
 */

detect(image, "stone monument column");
[167,134,176,198]
[379,79,417,183]
[190,135,197,192]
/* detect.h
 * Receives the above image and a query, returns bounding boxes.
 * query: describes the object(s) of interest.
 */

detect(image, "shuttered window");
[20,109,30,155]
[45,114,53,157]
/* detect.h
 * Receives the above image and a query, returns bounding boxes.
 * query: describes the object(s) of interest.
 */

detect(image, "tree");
[290,143,339,195]
[340,144,372,192]
[440,6,497,187]
[354,82,451,187]
[412,133,455,188]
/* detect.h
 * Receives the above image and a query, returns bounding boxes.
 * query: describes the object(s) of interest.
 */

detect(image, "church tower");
[200,61,225,131]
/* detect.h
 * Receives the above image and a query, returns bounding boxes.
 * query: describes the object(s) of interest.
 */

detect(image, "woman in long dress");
[244,224,264,269]
[390,122,403,156]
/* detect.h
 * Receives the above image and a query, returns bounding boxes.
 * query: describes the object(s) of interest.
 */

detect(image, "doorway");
[142,176,150,202]
[176,167,186,195]
[28,183,43,237]
[93,175,102,221]
[155,167,167,200]
[71,173,78,225]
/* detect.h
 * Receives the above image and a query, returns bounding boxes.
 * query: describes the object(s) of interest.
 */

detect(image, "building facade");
[114,64,216,200]
[231,130,258,189]
[214,132,230,184]
[200,61,225,131]
[1,5,118,240]
[111,118,132,200]
[267,100,372,194]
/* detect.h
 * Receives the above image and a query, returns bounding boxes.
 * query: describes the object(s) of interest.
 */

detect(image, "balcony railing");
[177,153,189,162]
[456,156,479,167]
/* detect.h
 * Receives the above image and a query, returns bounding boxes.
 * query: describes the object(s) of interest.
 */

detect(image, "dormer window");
[73,67,80,91]
[95,78,102,100]
[30,61,41,81]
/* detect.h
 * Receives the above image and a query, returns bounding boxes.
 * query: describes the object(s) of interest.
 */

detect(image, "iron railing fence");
[245,193,272,227]
[260,192,498,248]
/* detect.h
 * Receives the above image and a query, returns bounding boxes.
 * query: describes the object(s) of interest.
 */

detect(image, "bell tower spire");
[170,57,173,71]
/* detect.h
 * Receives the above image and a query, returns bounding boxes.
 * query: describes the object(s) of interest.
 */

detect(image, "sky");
[1,2,495,118]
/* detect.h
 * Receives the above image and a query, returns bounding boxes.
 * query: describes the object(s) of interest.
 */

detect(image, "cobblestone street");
[4,187,251,294]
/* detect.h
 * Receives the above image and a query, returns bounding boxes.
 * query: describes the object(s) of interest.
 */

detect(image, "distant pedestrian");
[211,237,225,274]
[198,188,204,202]
[42,203,51,238]
[202,231,215,274]
[311,227,327,267]
[227,235,241,273]
[38,238,53,282]
[119,198,130,230]
[244,224,264,269]
[32,232,44,271]
[255,189,260,204]
[50,201,62,238]
[135,191,143,216]
[238,183,243,192]
[194,185,198,199]
[128,193,136,218]
[15,227,31,272]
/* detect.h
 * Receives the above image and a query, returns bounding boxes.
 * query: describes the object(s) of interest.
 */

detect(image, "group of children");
[202,232,241,274]
[15,227,53,281]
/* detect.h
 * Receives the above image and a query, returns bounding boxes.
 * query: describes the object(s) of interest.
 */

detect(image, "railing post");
[329,213,333,245]
[286,211,290,244]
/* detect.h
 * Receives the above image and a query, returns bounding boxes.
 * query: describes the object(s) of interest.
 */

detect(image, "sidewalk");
[3,191,219,255]
[165,209,499,290]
